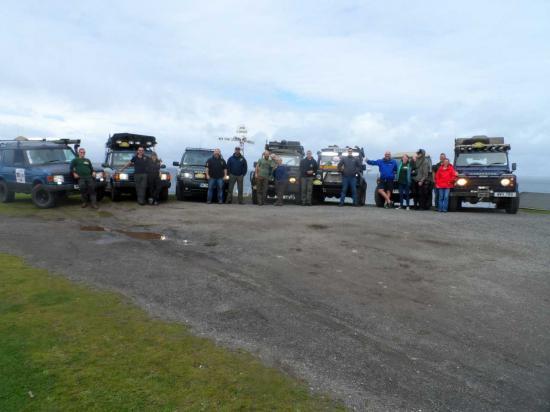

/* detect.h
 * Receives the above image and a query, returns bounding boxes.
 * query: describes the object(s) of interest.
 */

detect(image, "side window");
[13,150,25,166]
[2,150,15,166]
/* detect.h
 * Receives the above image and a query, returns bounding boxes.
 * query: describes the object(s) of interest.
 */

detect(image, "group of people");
[368,150,457,212]
[119,147,164,206]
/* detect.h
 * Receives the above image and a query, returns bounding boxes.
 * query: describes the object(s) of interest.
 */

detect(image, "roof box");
[107,133,156,150]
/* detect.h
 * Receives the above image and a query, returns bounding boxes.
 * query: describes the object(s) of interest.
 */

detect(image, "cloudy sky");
[1,0,549,176]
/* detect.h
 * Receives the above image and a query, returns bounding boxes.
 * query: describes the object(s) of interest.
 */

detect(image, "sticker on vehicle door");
[15,168,25,183]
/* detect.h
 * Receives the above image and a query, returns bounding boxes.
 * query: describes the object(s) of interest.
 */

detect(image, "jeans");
[438,188,450,212]
[300,177,313,205]
[398,183,410,207]
[227,174,244,204]
[134,173,148,205]
[339,175,357,205]
[207,178,224,203]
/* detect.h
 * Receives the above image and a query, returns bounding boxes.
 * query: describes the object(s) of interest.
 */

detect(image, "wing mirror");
[160,164,166,169]
[512,162,517,171]
[172,161,180,167]
[101,162,109,168]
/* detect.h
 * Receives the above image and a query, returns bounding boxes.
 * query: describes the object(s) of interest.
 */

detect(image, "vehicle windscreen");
[111,152,139,166]
[320,154,341,166]
[276,154,301,166]
[25,148,75,165]
[455,152,507,167]
[181,151,213,166]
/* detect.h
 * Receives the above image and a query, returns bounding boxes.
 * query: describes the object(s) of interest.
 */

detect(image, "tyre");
[252,189,258,204]
[505,195,519,214]
[159,187,169,202]
[448,196,459,212]
[31,184,56,208]
[96,189,105,202]
[374,190,384,207]
[111,186,121,202]
[176,181,184,201]
[0,180,15,203]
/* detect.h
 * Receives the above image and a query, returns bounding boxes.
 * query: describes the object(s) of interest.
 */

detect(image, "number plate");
[199,183,208,188]
[74,184,79,189]
[494,192,517,197]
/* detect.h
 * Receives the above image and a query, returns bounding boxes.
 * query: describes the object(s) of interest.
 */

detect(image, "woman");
[396,154,412,209]
[434,158,457,212]
[147,152,162,205]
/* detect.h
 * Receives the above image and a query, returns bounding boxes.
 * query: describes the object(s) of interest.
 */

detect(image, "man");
[367,151,398,208]
[412,149,431,210]
[120,146,149,205]
[71,147,98,209]
[432,153,447,209]
[338,148,362,206]
[299,150,318,206]
[273,157,288,206]
[205,148,227,204]
[226,147,248,204]
[255,150,276,206]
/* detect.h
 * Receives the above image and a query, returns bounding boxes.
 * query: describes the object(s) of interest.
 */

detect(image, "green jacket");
[256,157,276,178]
[70,157,94,178]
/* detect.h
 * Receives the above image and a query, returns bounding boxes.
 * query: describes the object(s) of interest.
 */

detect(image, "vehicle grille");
[324,172,342,183]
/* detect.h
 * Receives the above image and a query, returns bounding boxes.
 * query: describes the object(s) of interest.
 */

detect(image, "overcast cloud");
[1,0,549,175]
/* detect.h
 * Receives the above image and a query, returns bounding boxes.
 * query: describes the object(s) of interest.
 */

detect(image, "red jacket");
[435,164,457,189]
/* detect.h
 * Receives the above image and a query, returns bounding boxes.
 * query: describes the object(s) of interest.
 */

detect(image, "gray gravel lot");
[1,200,549,411]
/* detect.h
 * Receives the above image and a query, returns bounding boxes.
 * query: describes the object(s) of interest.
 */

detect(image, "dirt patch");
[307,223,329,230]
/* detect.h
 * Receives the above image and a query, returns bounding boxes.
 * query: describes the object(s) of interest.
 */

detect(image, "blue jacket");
[274,165,289,181]
[367,158,397,180]
[227,154,248,176]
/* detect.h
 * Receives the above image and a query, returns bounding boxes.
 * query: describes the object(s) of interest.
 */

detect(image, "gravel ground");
[1,200,549,411]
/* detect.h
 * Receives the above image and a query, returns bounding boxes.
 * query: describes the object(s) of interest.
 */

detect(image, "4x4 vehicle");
[0,137,106,208]
[450,136,519,213]
[250,140,304,204]
[102,133,171,202]
[373,151,433,207]
[173,148,227,201]
[314,145,367,205]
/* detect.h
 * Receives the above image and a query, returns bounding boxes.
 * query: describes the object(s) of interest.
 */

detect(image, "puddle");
[307,223,329,230]
[80,225,106,232]
[80,225,166,240]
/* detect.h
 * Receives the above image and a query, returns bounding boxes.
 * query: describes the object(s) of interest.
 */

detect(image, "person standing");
[397,154,412,210]
[338,148,362,207]
[434,158,457,212]
[432,153,447,209]
[412,149,431,210]
[205,148,227,204]
[71,147,98,209]
[226,147,248,204]
[367,151,398,208]
[120,146,149,206]
[255,151,276,206]
[299,150,318,206]
[147,152,162,205]
[273,157,288,206]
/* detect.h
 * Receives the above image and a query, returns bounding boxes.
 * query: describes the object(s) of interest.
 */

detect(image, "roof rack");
[107,133,156,150]
[0,137,81,145]
[455,136,509,152]
[266,140,304,155]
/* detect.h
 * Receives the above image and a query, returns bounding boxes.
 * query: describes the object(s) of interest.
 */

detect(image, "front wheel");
[159,187,169,202]
[31,184,56,208]
[176,181,184,201]
[111,186,121,202]
[0,180,15,203]
[448,196,459,212]
[505,195,519,214]
[251,189,258,204]
[96,189,105,202]
[374,190,384,207]
[358,187,366,206]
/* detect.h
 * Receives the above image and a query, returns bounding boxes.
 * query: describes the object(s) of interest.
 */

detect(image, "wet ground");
[1,199,549,411]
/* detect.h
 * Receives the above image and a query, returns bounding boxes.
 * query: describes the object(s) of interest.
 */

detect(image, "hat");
[416,148,425,155]
[235,146,241,150]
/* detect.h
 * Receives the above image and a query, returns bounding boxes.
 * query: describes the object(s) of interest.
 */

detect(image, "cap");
[416,148,425,155]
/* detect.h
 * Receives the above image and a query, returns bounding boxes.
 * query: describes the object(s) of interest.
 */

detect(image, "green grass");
[520,208,550,215]
[0,254,342,411]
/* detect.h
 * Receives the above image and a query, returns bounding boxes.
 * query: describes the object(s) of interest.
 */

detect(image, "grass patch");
[520,208,550,215]
[0,254,342,411]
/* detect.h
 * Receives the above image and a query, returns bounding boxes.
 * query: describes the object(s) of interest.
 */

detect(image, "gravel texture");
[1,201,549,411]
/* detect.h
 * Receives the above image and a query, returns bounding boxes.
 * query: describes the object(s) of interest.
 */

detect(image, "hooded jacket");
[413,151,430,182]
[366,158,398,180]
[435,164,457,189]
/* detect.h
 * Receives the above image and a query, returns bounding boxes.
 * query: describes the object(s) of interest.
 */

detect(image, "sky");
[1,0,549,176]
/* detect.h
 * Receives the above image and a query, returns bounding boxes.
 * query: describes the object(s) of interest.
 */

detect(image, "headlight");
[289,177,297,184]
[161,173,170,181]
[95,172,104,181]
[182,172,192,178]
[116,173,129,181]
[224,175,230,181]
[456,178,468,186]
[500,178,511,187]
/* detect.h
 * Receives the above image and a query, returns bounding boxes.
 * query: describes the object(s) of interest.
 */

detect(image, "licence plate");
[74,184,79,189]
[494,192,517,197]
[199,183,208,188]
[195,173,205,179]
[393,189,399,194]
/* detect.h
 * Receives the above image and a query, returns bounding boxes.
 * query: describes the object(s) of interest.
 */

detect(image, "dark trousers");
[134,173,148,205]
[415,181,430,210]
[227,174,244,204]
[275,180,287,205]
[300,177,313,205]
[256,176,268,205]
[340,175,357,205]
[398,183,410,207]
[79,176,97,205]
[147,174,161,202]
